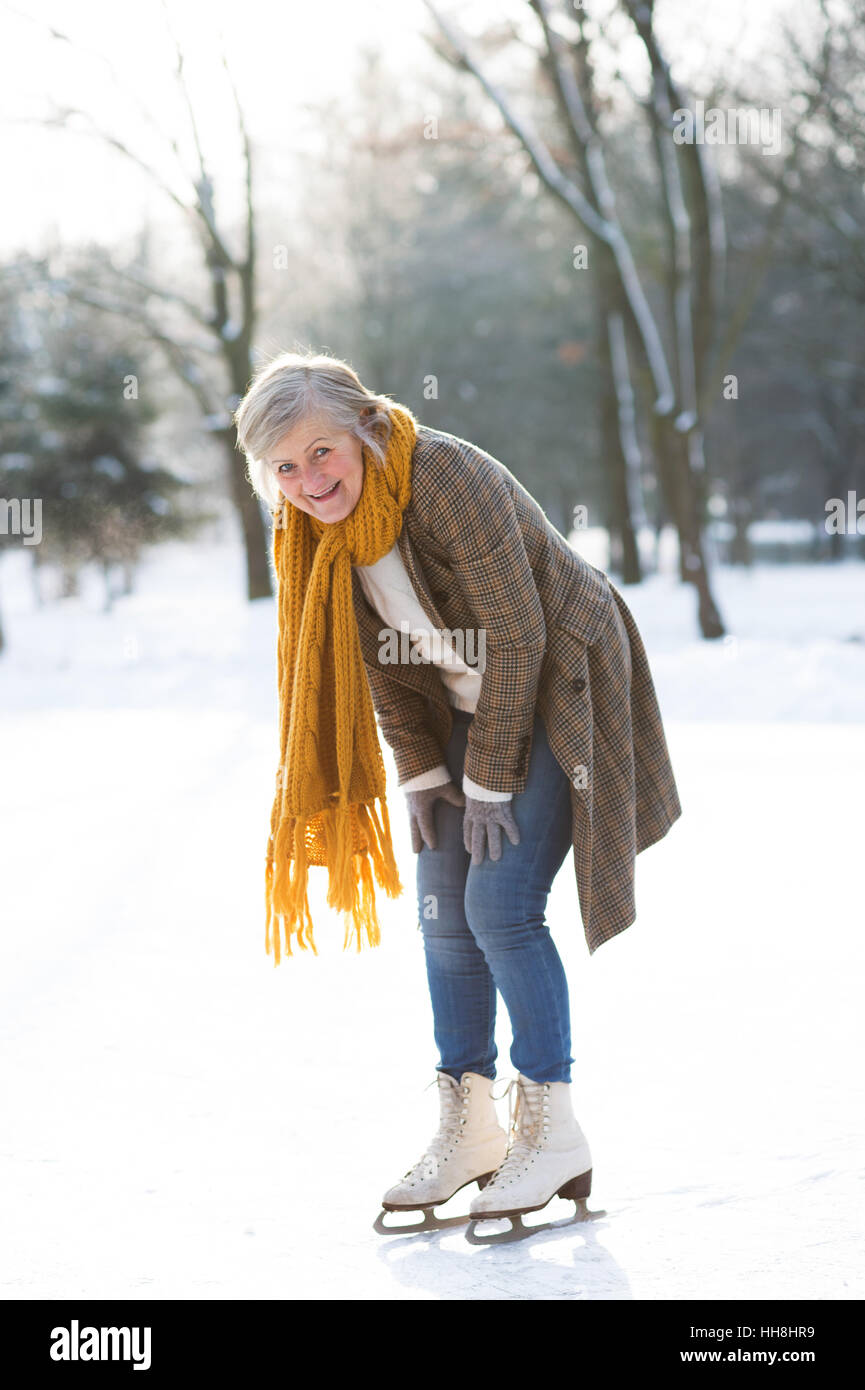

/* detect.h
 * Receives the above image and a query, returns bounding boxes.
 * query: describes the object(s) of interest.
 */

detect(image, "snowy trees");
[0,259,209,627]
[18,12,271,601]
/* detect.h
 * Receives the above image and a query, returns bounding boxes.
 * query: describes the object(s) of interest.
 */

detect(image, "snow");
[1,540,863,1301]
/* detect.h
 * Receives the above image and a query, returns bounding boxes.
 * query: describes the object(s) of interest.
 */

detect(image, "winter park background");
[1,0,864,1302]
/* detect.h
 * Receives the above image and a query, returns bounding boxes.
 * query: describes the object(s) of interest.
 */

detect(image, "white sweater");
[354,543,512,802]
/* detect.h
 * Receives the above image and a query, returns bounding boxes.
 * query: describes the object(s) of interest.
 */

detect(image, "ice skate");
[466,1073,606,1244]
[374,1071,509,1234]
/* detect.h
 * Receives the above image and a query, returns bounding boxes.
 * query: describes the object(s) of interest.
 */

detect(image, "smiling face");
[266,410,367,522]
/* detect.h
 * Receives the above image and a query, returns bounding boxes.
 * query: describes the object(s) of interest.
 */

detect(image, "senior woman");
[233,350,681,1237]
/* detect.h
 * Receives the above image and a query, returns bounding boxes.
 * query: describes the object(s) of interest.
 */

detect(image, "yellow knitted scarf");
[264,403,419,964]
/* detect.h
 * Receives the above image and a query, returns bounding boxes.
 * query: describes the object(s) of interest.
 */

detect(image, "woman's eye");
[277,447,328,474]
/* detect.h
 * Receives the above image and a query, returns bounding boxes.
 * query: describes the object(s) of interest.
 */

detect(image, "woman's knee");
[418,889,477,943]
[463,878,543,944]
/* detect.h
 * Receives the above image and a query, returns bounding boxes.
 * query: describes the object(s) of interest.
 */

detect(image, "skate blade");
[373,1206,473,1235]
[465,1198,607,1246]
[373,1170,498,1235]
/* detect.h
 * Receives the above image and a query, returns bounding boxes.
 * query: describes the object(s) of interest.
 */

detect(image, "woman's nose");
[302,470,330,494]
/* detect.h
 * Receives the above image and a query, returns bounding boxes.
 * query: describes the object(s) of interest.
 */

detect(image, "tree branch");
[423,0,675,412]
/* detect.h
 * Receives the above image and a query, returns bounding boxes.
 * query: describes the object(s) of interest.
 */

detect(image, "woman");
[233,350,681,1234]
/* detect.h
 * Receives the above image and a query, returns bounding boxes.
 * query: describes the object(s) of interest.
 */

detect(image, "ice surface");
[0,541,863,1300]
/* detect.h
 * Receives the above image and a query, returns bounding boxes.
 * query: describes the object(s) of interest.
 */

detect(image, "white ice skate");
[466,1073,606,1244]
[374,1071,509,1234]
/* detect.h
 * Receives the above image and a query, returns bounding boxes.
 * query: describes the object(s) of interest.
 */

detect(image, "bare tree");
[540,18,646,582]
[14,8,271,599]
[422,0,730,634]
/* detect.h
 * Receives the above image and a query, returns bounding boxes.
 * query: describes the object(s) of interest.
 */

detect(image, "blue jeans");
[416,707,576,1085]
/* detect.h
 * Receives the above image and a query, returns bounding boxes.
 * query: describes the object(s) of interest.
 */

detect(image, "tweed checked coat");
[349,422,682,954]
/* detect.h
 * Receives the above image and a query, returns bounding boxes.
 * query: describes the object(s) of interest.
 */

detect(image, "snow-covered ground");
[1,538,863,1301]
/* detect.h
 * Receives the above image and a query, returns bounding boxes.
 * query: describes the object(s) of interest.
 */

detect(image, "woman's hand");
[462,796,521,866]
[405,781,466,853]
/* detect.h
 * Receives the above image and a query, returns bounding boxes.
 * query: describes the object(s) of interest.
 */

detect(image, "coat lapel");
[396,524,447,632]
[396,524,453,724]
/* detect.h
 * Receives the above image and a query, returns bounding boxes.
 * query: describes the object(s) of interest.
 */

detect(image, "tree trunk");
[61,566,79,598]
[102,559,114,613]
[218,428,272,600]
[729,449,753,566]
[729,499,753,567]
[30,550,44,607]
[603,310,643,583]
[653,415,725,638]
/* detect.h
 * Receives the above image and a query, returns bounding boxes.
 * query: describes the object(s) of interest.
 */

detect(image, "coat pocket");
[538,624,593,795]
[549,623,589,690]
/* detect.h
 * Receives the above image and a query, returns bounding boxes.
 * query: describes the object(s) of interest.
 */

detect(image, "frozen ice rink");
[1,543,863,1300]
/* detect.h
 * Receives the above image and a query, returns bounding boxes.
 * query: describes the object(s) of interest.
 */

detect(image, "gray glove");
[463,796,521,866]
[405,781,466,853]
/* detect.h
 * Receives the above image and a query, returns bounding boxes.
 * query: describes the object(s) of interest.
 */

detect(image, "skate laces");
[483,1076,547,1190]
[401,1077,472,1180]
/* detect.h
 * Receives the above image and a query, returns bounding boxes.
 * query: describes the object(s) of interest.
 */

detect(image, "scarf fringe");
[265,795,403,966]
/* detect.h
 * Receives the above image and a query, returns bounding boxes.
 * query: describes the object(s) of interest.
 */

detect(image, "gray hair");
[233,350,397,510]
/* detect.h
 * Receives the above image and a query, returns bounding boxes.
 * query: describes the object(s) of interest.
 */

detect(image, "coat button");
[573,676,587,693]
